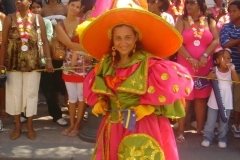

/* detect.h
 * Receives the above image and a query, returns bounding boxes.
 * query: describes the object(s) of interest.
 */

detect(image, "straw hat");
[80,8,182,60]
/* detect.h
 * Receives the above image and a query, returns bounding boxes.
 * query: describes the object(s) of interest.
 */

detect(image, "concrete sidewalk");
[1,93,240,160]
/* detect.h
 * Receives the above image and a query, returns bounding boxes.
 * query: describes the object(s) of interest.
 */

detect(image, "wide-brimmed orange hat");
[80,8,182,60]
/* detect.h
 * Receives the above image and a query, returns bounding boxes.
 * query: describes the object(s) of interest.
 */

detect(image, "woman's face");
[112,25,138,56]
[185,0,200,15]
[31,2,42,14]
[148,0,163,13]
[15,0,32,11]
[67,1,82,16]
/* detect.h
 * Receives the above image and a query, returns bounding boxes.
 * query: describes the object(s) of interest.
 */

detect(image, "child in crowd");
[201,48,238,148]
[220,0,240,138]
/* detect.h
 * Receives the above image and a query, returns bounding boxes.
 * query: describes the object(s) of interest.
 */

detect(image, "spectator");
[0,0,54,140]
[201,48,238,148]
[55,0,91,136]
[31,0,68,126]
[42,0,69,108]
[220,0,240,138]
[148,0,175,26]
[175,0,219,142]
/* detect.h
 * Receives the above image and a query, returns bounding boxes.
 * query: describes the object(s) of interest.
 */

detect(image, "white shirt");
[207,67,233,110]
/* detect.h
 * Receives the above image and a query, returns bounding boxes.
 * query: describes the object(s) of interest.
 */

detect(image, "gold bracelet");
[46,58,52,60]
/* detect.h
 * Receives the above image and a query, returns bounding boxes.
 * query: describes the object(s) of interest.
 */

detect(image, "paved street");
[1,93,240,160]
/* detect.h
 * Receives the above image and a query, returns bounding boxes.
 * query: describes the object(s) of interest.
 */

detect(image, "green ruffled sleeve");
[154,100,185,119]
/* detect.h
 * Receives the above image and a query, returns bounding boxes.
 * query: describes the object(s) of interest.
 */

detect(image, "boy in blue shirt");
[220,0,240,138]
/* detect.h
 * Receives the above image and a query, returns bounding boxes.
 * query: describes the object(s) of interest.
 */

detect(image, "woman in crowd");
[82,7,193,159]
[167,0,184,22]
[42,0,68,107]
[42,0,67,17]
[0,0,54,140]
[148,0,174,26]
[30,0,68,126]
[175,0,219,142]
[55,0,91,137]
[209,0,229,32]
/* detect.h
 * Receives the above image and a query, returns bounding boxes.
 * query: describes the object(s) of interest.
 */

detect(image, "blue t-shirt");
[220,21,240,73]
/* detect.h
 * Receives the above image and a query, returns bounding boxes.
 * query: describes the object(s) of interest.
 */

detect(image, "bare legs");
[177,100,191,134]
[61,101,86,136]
[177,98,207,142]
[194,98,207,134]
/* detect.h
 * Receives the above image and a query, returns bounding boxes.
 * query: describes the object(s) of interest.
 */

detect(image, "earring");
[112,46,116,65]
[132,44,136,53]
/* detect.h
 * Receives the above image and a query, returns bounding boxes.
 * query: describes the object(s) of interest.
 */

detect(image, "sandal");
[61,128,71,136]
[176,133,185,143]
[68,130,79,137]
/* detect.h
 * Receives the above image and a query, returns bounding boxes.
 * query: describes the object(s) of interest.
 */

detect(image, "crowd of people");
[0,0,240,159]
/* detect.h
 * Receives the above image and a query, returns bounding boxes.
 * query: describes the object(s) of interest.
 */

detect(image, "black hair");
[31,0,43,8]
[109,24,144,63]
[45,0,63,4]
[81,0,96,13]
[159,0,170,12]
[68,0,82,4]
[213,49,231,66]
[0,0,4,13]
[228,0,240,11]
[182,0,215,23]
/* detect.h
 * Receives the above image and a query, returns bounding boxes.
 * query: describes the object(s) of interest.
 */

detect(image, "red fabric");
[62,18,86,83]
[94,115,179,160]
[62,73,84,82]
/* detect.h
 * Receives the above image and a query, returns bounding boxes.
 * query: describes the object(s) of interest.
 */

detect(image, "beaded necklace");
[169,0,184,17]
[16,10,33,51]
[188,14,205,46]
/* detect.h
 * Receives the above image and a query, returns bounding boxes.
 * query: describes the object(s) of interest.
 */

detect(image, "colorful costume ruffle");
[84,51,193,160]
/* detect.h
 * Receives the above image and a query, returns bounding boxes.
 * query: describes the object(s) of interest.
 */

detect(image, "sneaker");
[56,118,68,126]
[231,125,240,138]
[14,116,27,123]
[218,142,227,148]
[201,140,210,147]
[83,112,88,122]
[191,121,197,129]
[172,122,179,129]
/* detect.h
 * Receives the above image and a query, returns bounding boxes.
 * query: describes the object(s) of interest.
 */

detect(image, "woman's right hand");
[189,58,199,71]
[45,60,54,73]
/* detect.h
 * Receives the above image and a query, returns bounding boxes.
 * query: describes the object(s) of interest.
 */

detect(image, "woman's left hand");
[198,55,207,68]
[45,60,54,73]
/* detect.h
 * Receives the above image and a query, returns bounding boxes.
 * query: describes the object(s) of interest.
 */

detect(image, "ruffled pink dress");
[177,29,214,100]
[84,51,193,160]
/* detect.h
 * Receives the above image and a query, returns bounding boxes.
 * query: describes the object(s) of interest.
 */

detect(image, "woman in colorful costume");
[81,8,193,160]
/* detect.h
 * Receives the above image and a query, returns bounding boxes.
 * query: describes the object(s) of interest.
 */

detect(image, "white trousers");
[6,72,41,117]
[65,82,83,103]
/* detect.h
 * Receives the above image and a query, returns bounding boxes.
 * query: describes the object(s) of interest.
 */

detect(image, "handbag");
[50,20,66,60]
[36,14,46,67]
